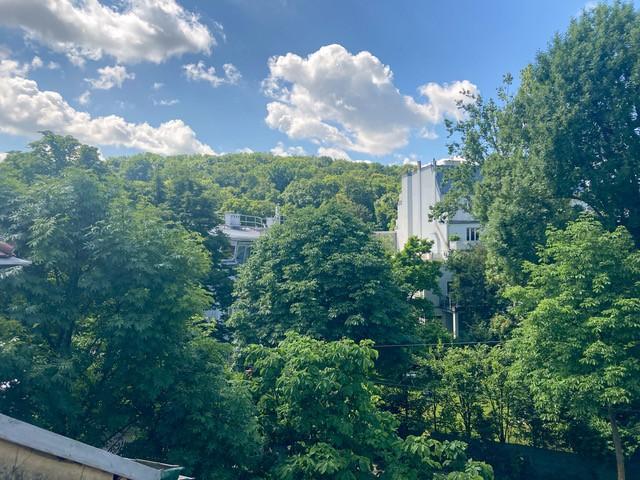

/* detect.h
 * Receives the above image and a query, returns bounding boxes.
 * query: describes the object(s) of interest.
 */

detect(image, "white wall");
[395,159,481,333]
[396,160,478,256]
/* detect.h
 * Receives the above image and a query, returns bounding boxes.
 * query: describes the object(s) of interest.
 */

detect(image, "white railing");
[222,212,284,229]
[449,240,478,251]
[224,213,267,229]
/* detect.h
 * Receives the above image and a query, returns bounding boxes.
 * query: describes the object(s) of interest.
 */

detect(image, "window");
[235,244,252,264]
[466,227,480,242]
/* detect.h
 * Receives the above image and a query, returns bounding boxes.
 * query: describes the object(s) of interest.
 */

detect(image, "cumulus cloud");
[0,59,213,155]
[183,61,241,87]
[236,147,254,153]
[86,64,135,90]
[270,141,306,157]
[0,0,215,65]
[317,147,350,160]
[263,44,477,156]
[0,58,30,77]
[152,82,164,90]
[0,152,6,162]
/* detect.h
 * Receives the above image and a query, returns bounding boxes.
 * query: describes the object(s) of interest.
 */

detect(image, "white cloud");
[86,64,135,90]
[270,141,306,157]
[0,0,215,65]
[0,58,30,77]
[402,157,418,165]
[47,61,60,70]
[236,147,254,153]
[0,59,213,155]
[0,56,58,77]
[317,147,350,160]
[183,61,241,87]
[152,82,164,90]
[30,56,43,69]
[77,90,91,105]
[263,44,477,156]
[580,1,598,15]
[0,152,6,162]
[153,98,179,106]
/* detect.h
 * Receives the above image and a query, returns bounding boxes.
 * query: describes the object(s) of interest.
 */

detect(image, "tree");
[2,131,105,183]
[436,84,574,285]
[281,177,340,210]
[517,3,640,244]
[480,345,524,444]
[439,346,486,440]
[446,246,503,340]
[245,333,492,479]
[391,236,443,326]
[0,134,262,478]
[438,3,640,284]
[507,215,640,480]
[229,200,415,375]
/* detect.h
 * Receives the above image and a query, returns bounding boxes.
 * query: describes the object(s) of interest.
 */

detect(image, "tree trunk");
[609,408,625,480]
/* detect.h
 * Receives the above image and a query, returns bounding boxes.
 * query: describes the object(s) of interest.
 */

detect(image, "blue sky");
[0,0,621,163]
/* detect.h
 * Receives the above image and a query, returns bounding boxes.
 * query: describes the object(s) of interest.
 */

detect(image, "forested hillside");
[110,149,407,230]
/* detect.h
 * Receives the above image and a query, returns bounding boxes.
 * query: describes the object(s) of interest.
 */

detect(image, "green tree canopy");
[0,134,262,479]
[437,2,640,284]
[446,246,504,340]
[508,215,640,479]
[229,200,415,374]
[391,236,442,320]
[245,333,493,479]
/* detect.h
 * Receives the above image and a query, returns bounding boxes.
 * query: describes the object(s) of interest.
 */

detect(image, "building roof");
[216,224,264,242]
[0,257,31,267]
[0,414,184,480]
[0,241,31,267]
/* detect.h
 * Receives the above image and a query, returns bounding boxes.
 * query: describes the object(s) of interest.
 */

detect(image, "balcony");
[448,239,478,251]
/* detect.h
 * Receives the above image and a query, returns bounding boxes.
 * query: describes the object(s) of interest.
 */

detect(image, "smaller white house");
[212,211,283,267]
[206,211,283,321]
[395,158,481,336]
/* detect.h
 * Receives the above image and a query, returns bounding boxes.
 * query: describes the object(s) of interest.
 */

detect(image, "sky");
[0,0,623,164]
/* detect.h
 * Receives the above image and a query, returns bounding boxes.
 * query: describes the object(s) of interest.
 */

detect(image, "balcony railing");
[448,239,478,251]
[222,212,284,230]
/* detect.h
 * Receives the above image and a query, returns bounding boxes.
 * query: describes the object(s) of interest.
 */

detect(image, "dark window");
[466,227,480,242]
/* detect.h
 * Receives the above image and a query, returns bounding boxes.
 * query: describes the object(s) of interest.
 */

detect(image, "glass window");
[466,227,480,242]
[235,244,252,264]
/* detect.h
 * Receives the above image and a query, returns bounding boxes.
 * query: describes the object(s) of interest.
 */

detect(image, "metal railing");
[221,212,285,229]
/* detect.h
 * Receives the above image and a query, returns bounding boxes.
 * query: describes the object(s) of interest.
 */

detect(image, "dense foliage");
[508,216,640,478]
[230,200,426,377]
[0,133,486,479]
[245,333,492,479]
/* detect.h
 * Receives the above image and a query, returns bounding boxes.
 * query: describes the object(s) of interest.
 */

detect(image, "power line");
[373,340,504,349]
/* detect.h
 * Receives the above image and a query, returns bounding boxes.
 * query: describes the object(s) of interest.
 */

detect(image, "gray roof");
[216,225,264,242]
[0,414,182,480]
[0,256,31,267]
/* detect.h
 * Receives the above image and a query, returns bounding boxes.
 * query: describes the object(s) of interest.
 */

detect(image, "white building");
[205,211,282,321]
[212,211,283,267]
[395,158,481,336]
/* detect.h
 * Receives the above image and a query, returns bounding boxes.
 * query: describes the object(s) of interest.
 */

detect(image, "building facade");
[395,159,481,336]
[0,414,189,480]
